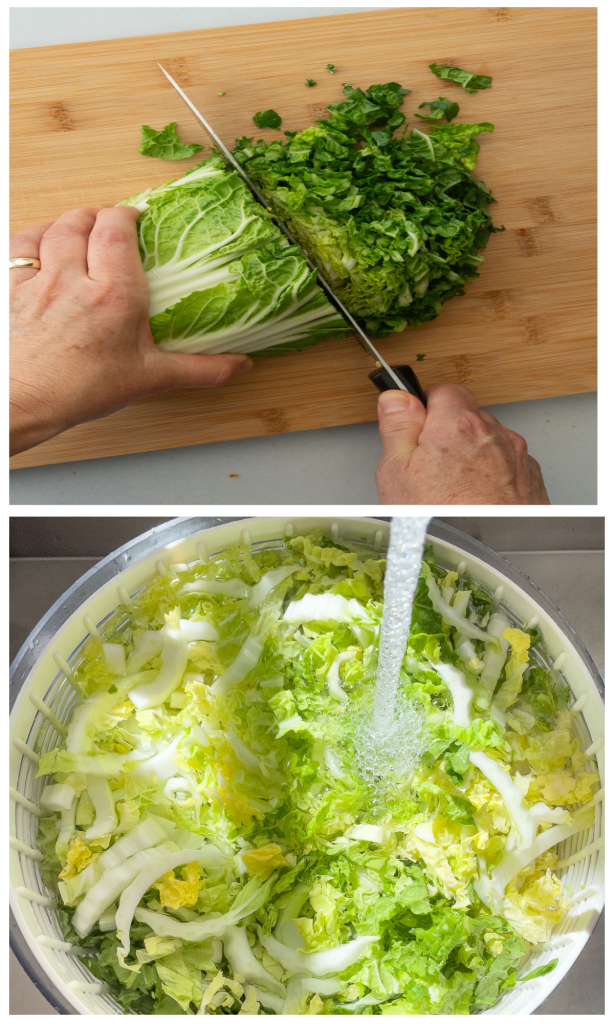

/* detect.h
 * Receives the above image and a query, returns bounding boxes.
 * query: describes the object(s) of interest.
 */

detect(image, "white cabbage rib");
[470,751,571,852]
[103,642,126,675]
[162,618,219,643]
[283,593,372,624]
[259,929,379,977]
[40,784,75,812]
[128,635,188,710]
[84,775,118,840]
[423,565,489,641]
[431,659,474,726]
[479,612,511,694]
[210,635,264,696]
[126,631,164,674]
[73,846,172,937]
[134,875,274,942]
[181,579,251,599]
[475,809,594,913]
[116,846,224,958]
[180,565,299,608]
[326,650,356,702]
[99,816,173,871]
[156,281,340,356]
[222,925,286,997]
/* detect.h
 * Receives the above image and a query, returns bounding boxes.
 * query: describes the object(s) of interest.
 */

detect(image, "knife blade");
[157,63,415,395]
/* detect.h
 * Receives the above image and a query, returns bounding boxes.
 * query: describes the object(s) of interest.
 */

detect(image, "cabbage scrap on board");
[36,533,598,1014]
[233,81,500,337]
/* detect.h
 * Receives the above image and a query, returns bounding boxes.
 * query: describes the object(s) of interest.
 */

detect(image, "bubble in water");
[353,692,428,792]
[353,516,431,791]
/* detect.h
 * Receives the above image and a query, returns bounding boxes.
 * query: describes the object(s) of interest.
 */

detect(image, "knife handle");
[369,365,427,407]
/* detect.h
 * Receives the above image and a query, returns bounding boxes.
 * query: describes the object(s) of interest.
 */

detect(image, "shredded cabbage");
[35,531,598,1014]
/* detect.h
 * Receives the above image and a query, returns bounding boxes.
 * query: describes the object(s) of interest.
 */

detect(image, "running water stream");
[374,516,432,726]
[355,516,431,788]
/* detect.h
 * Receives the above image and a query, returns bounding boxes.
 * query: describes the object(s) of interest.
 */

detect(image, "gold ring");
[9,257,41,269]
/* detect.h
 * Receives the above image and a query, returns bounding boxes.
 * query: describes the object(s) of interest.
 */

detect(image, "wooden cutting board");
[10,7,596,469]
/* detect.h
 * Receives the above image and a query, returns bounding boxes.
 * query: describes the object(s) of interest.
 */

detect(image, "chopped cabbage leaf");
[36,532,597,1015]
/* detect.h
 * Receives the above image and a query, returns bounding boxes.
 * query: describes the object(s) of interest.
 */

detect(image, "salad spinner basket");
[9,517,604,1015]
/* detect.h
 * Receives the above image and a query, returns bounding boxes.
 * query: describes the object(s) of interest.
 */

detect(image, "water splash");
[354,516,431,789]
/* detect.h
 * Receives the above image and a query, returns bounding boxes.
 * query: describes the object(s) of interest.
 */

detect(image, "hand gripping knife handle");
[369,365,427,406]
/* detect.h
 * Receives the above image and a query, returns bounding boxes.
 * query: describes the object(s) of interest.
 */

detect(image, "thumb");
[377,389,426,463]
[151,350,254,391]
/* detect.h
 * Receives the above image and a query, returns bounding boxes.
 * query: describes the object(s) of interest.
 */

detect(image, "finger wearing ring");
[9,257,42,269]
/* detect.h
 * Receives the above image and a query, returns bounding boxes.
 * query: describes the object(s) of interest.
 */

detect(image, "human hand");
[10,206,253,455]
[375,384,550,505]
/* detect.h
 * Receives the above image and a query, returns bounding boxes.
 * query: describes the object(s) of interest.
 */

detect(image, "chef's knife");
[157,64,426,404]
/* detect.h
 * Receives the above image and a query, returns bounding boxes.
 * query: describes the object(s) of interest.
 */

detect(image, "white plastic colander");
[9,516,604,1015]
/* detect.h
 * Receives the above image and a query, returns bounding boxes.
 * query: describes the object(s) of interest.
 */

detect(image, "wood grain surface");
[10,7,597,468]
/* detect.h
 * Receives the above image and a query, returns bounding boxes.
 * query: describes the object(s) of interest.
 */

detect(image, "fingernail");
[235,358,253,374]
[378,390,411,414]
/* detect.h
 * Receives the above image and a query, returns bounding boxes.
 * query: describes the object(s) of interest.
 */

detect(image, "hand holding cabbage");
[9,206,252,456]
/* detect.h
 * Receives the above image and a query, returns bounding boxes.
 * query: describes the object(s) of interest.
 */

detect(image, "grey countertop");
[9,8,597,507]
[9,518,604,1013]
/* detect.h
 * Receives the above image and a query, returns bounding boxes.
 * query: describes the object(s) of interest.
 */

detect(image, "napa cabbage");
[233,81,500,338]
[119,157,350,357]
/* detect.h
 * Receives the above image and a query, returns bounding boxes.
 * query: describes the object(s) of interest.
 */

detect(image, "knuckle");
[10,230,36,253]
[93,225,129,250]
[36,271,64,303]
[41,222,75,244]
[89,278,132,310]
[509,430,528,456]
[457,409,490,438]
[379,419,410,441]
[447,383,473,399]
[212,363,234,387]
